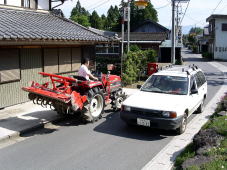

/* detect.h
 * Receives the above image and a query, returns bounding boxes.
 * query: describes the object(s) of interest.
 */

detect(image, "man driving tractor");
[78,58,98,81]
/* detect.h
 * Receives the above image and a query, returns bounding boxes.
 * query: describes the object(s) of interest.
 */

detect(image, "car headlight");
[122,105,131,112]
[162,111,177,118]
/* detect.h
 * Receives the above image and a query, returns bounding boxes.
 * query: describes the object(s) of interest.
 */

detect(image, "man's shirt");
[78,64,90,80]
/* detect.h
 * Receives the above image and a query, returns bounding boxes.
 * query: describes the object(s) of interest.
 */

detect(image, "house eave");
[0,39,110,46]
[122,41,162,44]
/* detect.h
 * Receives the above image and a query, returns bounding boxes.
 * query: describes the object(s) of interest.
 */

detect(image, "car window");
[190,76,197,90]
[195,73,202,88]
[141,75,189,95]
[197,71,206,85]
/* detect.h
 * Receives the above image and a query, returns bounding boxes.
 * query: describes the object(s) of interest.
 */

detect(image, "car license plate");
[137,118,150,127]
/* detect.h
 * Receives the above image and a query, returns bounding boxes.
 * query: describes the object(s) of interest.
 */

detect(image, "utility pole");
[121,16,125,77]
[176,3,179,43]
[171,0,176,64]
[127,0,131,52]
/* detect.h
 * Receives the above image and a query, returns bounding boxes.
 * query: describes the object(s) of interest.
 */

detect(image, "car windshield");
[141,75,189,95]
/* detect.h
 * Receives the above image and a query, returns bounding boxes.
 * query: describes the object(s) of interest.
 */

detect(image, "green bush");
[96,56,121,75]
[122,49,157,85]
[174,143,196,168]
[192,45,198,53]
[175,59,183,65]
[202,52,213,59]
[130,45,140,52]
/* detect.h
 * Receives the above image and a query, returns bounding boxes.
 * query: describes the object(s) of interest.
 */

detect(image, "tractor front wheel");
[82,88,105,123]
[111,89,126,111]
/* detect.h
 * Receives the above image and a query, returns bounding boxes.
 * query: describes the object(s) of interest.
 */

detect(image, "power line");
[155,2,171,10]
[88,0,110,12]
[86,0,107,9]
[211,0,223,14]
[179,1,190,26]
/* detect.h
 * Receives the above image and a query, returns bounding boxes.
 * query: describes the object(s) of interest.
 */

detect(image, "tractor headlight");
[162,111,177,118]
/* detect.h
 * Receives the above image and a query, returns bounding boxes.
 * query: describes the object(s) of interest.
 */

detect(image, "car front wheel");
[197,98,205,113]
[176,114,187,135]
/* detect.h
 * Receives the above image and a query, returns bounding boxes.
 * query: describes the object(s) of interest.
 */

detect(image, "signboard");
[124,7,130,21]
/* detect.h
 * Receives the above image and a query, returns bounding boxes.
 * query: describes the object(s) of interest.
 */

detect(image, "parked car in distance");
[120,65,207,135]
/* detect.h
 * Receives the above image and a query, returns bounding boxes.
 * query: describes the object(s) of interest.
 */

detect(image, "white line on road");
[142,62,227,170]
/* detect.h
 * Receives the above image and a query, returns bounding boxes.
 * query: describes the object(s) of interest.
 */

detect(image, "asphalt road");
[0,50,225,170]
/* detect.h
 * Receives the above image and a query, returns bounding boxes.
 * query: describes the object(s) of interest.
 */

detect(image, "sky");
[57,0,227,31]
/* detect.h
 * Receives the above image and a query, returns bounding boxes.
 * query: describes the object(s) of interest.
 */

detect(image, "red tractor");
[22,71,126,122]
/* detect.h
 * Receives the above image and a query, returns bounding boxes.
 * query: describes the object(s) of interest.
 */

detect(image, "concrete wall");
[38,0,49,10]
[0,0,50,10]
[214,18,227,60]
[0,48,43,108]
[0,0,21,6]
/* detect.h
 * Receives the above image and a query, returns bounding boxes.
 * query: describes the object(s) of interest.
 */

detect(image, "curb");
[0,116,63,144]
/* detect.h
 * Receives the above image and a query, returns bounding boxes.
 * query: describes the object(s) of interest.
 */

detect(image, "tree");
[118,0,158,31]
[105,5,121,31]
[70,0,90,27]
[71,15,91,27]
[90,11,102,29]
[70,0,89,17]
[101,14,107,30]
[189,27,203,35]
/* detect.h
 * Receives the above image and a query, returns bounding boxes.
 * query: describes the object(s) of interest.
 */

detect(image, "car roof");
[154,65,202,77]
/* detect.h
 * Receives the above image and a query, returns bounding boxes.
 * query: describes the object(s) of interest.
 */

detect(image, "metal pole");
[176,3,179,43]
[121,18,125,77]
[127,0,130,52]
[171,0,176,64]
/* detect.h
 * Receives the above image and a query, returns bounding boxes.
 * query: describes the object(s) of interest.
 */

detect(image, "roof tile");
[0,8,109,42]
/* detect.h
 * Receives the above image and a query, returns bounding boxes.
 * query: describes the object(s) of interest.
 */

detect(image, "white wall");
[214,18,227,60]
[0,0,4,5]
[38,0,49,10]
[6,0,21,7]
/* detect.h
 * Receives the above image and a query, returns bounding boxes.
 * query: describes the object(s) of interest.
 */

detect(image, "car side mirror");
[191,89,198,95]
[137,85,142,89]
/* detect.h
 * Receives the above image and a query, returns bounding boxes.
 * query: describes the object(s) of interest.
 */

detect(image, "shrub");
[122,49,157,85]
[202,52,213,60]
[130,45,140,52]
[175,58,183,65]
[96,56,121,75]
[192,45,198,53]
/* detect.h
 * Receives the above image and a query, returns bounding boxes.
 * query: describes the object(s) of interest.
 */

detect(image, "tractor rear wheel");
[81,88,105,123]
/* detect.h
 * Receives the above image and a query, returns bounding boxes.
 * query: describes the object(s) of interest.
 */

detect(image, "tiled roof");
[0,8,109,42]
[118,32,168,41]
[88,27,118,39]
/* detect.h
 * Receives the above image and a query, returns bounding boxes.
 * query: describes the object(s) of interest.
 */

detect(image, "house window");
[21,0,37,9]
[0,0,7,5]
[222,23,227,31]
[43,48,82,74]
[0,48,20,83]
[96,44,119,55]
[22,0,30,8]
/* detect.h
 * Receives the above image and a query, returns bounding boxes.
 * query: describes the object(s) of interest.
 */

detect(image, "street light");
[135,0,148,9]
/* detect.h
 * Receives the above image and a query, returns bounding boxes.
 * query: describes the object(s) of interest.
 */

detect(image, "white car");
[120,65,207,134]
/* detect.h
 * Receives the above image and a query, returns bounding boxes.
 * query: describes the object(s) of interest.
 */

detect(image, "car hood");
[123,90,188,112]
